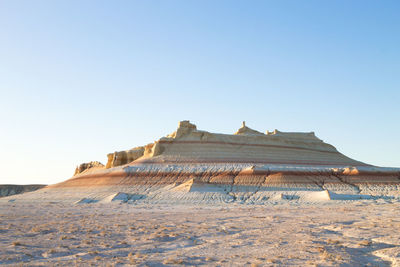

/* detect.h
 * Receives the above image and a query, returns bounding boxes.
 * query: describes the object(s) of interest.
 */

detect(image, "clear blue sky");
[0,1,399,184]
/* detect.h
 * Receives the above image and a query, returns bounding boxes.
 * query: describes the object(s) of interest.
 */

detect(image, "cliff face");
[134,120,362,166]
[85,121,198,171]
[106,146,145,169]
[0,184,46,198]
[73,120,366,176]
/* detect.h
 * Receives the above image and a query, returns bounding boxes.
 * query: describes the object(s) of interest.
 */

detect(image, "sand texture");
[0,202,399,266]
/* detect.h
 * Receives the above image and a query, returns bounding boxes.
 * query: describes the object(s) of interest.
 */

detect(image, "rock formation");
[59,120,399,189]
[106,147,145,169]
[2,121,399,203]
[235,121,264,136]
[74,161,104,175]
[74,120,367,173]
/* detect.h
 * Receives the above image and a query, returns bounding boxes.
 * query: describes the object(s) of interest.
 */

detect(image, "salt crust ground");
[0,201,399,266]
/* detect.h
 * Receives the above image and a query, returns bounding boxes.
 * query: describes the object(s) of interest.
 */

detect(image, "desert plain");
[1,200,399,266]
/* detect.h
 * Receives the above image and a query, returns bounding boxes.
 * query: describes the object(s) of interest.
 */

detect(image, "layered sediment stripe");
[158,140,338,154]
[155,140,366,166]
[136,158,369,166]
[50,166,400,188]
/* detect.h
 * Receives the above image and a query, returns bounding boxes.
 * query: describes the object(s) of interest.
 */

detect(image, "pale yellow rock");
[105,146,145,169]
[74,161,104,175]
[235,121,265,136]
[167,120,197,139]
[96,120,367,167]
[143,143,155,157]
[134,120,361,167]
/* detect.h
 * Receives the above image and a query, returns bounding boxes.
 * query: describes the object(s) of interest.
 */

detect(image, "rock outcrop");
[77,120,344,172]
[63,120,399,189]
[74,161,104,175]
[4,120,399,204]
[135,120,360,166]
[106,147,145,169]
[235,121,265,136]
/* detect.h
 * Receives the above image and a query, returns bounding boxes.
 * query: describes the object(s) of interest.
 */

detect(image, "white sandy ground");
[0,201,399,266]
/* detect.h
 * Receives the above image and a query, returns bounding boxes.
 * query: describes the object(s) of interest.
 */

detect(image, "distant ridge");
[0,184,46,198]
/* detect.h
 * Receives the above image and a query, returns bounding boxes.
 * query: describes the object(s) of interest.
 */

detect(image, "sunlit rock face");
[79,120,363,170]
[5,121,399,204]
[63,120,399,188]
[74,161,104,175]
[235,121,265,136]
[106,147,145,169]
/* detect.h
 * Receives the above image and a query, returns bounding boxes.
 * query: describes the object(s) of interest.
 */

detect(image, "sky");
[0,0,399,185]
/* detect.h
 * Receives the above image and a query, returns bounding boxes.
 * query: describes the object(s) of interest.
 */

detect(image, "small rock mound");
[74,161,104,175]
[167,120,197,139]
[234,121,264,136]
